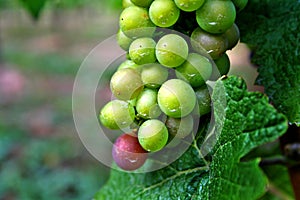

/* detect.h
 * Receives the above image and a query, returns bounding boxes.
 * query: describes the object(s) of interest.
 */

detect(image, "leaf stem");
[140,166,209,194]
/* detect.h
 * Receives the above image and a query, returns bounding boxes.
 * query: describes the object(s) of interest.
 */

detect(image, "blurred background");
[0,0,261,199]
[0,0,123,199]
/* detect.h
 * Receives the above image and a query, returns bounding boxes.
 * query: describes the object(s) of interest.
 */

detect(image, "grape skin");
[112,133,148,171]
[157,79,196,118]
[138,119,169,152]
[196,0,236,34]
[110,68,144,100]
[99,100,135,130]
[149,0,180,28]
[156,34,189,68]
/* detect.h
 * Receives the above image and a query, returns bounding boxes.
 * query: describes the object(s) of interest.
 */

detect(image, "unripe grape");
[149,0,180,28]
[120,6,156,39]
[112,133,148,171]
[130,0,153,8]
[136,89,161,119]
[194,85,211,116]
[225,23,240,50]
[118,60,142,72]
[191,27,228,59]
[166,114,194,139]
[174,0,205,12]
[138,119,169,152]
[176,53,212,88]
[158,79,196,118]
[117,29,133,51]
[196,0,236,34]
[156,34,189,68]
[141,63,168,88]
[99,100,135,130]
[122,0,134,8]
[211,53,230,80]
[110,68,144,100]
[231,0,248,12]
[129,37,156,65]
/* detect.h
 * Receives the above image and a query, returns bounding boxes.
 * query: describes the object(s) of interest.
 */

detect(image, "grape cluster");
[100,0,247,171]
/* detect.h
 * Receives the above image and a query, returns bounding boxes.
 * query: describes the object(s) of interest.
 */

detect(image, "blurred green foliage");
[0,1,118,197]
[18,0,47,19]
[0,123,108,199]
[0,0,122,19]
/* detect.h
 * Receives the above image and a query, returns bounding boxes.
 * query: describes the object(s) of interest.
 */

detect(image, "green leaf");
[237,0,300,126]
[18,0,47,20]
[260,165,295,200]
[95,76,288,200]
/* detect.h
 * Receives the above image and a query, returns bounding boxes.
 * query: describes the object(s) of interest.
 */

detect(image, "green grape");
[166,114,194,139]
[122,0,135,8]
[225,23,240,50]
[196,0,236,34]
[158,79,196,118]
[136,88,161,119]
[194,84,211,116]
[191,27,228,59]
[117,29,133,51]
[120,6,156,39]
[211,53,230,80]
[110,68,144,100]
[99,100,135,130]
[138,119,169,152]
[118,60,142,72]
[112,133,147,171]
[141,63,168,88]
[149,0,180,27]
[130,0,153,7]
[232,0,248,12]
[156,34,189,68]
[174,0,205,12]
[176,53,212,88]
[129,37,157,65]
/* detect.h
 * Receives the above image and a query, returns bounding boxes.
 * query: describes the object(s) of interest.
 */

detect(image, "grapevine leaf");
[18,0,47,20]
[95,76,288,200]
[237,0,300,126]
[259,165,295,200]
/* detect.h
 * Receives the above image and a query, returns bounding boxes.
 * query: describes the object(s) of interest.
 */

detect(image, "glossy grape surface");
[141,63,168,88]
[131,0,153,8]
[117,29,133,51]
[149,0,180,27]
[174,0,205,12]
[138,119,169,152]
[196,0,236,34]
[136,89,161,119]
[110,68,144,100]
[158,79,196,118]
[156,34,189,68]
[120,6,156,38]
[176,53,212,88]
[191,27,228,59]
[112,133,148,170]
[99,100,135,130]
[129,37,156,65]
